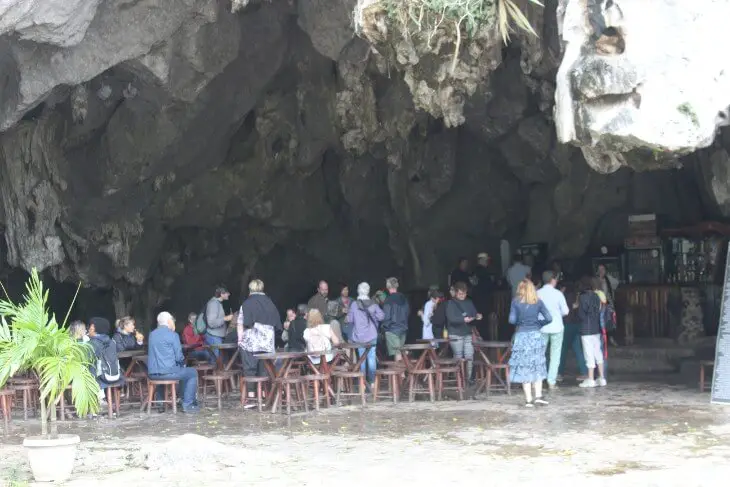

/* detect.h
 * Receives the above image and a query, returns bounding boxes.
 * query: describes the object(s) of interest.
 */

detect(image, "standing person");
[326,300,344,343]
[347,282,384,386]
[449,258,472,289]
[472,252,496,337]
[558,282,588,381]
[381,277,410,363]
[506,254,532,296]
[148,312,199,413]
[112,316,144,352]
[237,279,282,401]
[421,289,443,340]
[205,286,233,360]
[596,264,620,346]
[303,309,341,365]
[307,280,329,319]
[508,279,552,407]
[537,271,570,390]
[182,312,214,364]
[577,276,606,388]
[445,282,482,382]
[432,286,454,339]
[336,285,353,341]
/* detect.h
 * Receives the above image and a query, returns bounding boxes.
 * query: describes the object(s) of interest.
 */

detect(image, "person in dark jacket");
[446,282,482,381]
[507,279,552,407]
[431,285,454,339]
[148,311,199,413]
[88,317,125,404]
[237,279,282,398]
[577,276,606,388]
[381,277,410,362]
[112,316,144,352]
[285,305,308,352]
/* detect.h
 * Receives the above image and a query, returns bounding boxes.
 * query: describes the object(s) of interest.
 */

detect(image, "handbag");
[241,322,275,353]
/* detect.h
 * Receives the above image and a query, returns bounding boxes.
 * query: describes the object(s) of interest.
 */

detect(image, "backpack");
[193,301,210,335]
[96,339,121,383]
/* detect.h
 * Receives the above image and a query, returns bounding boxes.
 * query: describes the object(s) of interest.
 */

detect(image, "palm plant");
[0,269,99,436]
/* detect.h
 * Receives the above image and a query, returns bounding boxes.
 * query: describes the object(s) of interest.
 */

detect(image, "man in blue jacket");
[148,311,199,413]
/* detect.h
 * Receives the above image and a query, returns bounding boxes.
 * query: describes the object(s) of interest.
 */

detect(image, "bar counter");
[488,284,721,342]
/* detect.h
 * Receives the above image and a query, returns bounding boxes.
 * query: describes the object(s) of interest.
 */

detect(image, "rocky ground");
[2,379,730,486]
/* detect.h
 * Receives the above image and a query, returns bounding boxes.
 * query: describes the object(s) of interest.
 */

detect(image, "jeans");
[543,331,564,385]
[205,334,224,358]
[150,367,198,410]
[558,323,588,376]
[189,349,215,365]
[358,339,378,384]
[449,335,474,380]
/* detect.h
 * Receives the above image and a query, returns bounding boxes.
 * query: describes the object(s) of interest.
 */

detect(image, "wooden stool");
[239,376,269,412]
[202,374,233,410]
[332,371,366,407]
[700,360,714,392]
[435,364,464,401]
[122,376,144,407]
[276,377,308,416]
[12,384,38,420]
[0,388,14,430]
[406,369,436,403]
[379,360,406,370]
[373,369,402,404]
[142,380,178,414]
[57,386,74,420]
[105,385,122,418]
[301,374,330,411]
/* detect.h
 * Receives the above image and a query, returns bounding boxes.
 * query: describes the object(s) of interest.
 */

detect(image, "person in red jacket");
[182,312,214,364]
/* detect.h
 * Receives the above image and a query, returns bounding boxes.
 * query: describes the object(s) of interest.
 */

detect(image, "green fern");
[0,269,99,435]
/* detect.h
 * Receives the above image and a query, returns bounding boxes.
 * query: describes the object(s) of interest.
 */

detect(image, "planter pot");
[23,434,80,482]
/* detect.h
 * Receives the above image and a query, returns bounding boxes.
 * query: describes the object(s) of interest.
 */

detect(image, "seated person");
[148,311,199,414]
[112,316,144,352]
[284,305,308,352]
[303,309,340,365]
[69,320,89,343]
[182,312,215,364]
[88,317,125,406]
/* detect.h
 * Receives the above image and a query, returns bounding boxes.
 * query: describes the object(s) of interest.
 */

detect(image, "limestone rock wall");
[0,0,727,317]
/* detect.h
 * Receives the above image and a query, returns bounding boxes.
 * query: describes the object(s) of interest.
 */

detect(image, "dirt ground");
[2,379,730,486]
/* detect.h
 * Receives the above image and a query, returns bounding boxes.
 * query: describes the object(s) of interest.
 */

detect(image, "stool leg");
[215,379,222,411]
[437,372,443,401]
[286,383,292,416]
[145,383,152,414]
[392,375,399,404]
[506,366,511,395]
[428,374,435,403]
[335,377,342,406]
[170,385,177,414]
[115,389,121,417]
[373,375,380,402]
[408,375,415,403]
[257,382,263,413]
[2,395,8,430]
[486,367,492,397]
[23,390,28,421]
[240,378,245,407]
[700,366,705,392]
[313,380,320,412]
[359,376,366,407]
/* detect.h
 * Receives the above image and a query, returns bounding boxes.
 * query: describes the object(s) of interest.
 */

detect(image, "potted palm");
[0,269,99,482]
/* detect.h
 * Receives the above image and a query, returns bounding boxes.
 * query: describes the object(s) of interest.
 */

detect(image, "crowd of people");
[64,251,619,413]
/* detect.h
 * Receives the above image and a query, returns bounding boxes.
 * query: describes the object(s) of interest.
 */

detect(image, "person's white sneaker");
[579,379,596,388]
[597,378,607,387]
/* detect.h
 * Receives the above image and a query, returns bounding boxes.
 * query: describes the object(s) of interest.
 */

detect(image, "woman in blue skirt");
[509,279,553,407]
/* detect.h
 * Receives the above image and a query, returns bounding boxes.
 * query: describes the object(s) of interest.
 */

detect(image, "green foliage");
[0,269,98,435]
[677,102,699,127]
[381,0,541,45]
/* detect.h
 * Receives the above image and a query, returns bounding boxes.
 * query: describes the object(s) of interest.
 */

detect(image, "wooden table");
[417,338,455,357]
[399,343,438,371]
[118,350,147,377]
[334,342,374,372]
[472,340,511,394]
[207,343,240,371]
[255,351,307,413]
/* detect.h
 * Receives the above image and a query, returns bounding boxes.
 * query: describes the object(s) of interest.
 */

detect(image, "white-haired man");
[148,311,199,413]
